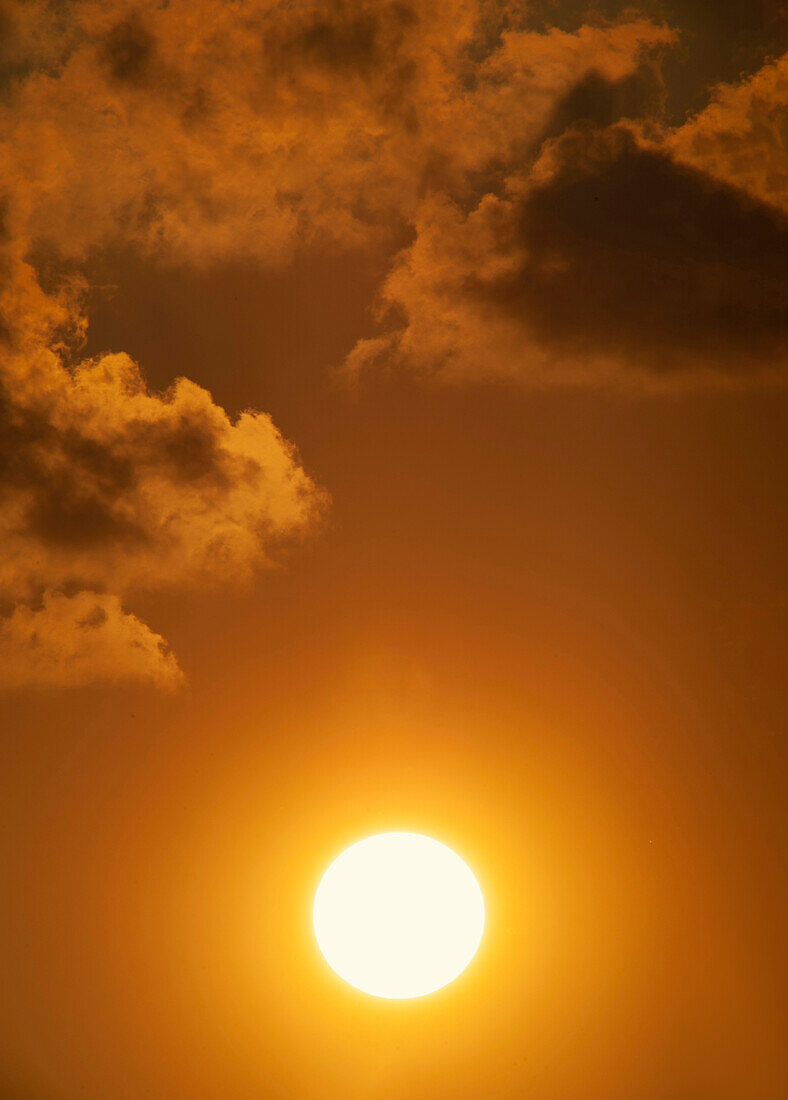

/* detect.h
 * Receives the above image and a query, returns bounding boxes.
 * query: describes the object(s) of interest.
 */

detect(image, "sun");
[313,831,485,999]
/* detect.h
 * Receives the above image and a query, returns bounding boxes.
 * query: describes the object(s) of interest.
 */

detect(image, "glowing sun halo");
[313,832,485,999]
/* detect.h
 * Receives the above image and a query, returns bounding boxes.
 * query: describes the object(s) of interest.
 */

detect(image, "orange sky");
[0,2,786,1098]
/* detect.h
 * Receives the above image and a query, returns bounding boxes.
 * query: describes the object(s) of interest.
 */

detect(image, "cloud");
[0,0,784,683]
[0,244,325,691]
[0,590,183,690]
[0,0,682,687]
[0,0,453,262]
[346,118,788,387]
[667,54,788,215]
[0,1,673,263]
[345,37,788,390]
[1,1,783,391]
[0,247,324,604]
[0,344,324,601]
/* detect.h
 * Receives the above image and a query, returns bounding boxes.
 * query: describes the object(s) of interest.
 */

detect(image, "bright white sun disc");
[313,832,485,999]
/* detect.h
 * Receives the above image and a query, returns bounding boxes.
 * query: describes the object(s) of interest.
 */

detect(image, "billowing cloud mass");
[346,121,788,387]
[0,1,673,263]
[0,298,320,601]
[0,591,183,690]
[667,55,788,216]
[0,246,325,688]
[344,45,788,387]
[0,0,786,684]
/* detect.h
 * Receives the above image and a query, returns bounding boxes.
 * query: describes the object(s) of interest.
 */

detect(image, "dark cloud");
[269,10,380,72]
[488,125,788,374]
[0,391,140,551]
[102,15,155,84]
[0,0,786,682]
[540,67,665,141]
[262,0,418,75]
[346,103,788,387]
[77,603,108,628]
[0,377,238,556]
[0,249,325,687]
[0,336,325,598]
[525,0,787,116]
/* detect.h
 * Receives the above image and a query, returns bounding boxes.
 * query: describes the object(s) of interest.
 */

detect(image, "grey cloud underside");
[346,48,788,385]
[482,127,788,373]
[0,383,235,553]
[102,15,156,84]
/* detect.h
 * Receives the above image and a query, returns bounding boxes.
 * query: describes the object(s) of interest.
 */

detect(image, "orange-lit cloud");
[0,0,466,262]
[344,41,788,388]
[0,248,324,689]
[0,311,323,600]
[346,117,788,387]
[0,1,673,263]
[1,0,786,686]
[668,54,788,214]
[0,590,183,689]
[2,1,784,390]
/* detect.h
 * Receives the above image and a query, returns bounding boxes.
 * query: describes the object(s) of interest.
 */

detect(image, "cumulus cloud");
[345,44,788,388]
[0,156,325,690]
[0,351,322,596]
[0,0,673,263]
[0,328,322,601]
[0,248,325,688]
[0,0,783,392]
[0,0,460,262]
[346,120,788,387]
[0,0,785,683]
[667,55,788,215]
[0,591,183,690]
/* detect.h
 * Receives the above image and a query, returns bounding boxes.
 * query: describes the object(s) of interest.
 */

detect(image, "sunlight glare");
[313,832,485,999]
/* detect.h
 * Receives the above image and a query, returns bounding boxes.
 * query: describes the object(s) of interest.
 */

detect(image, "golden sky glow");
[0,1,786,1098]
